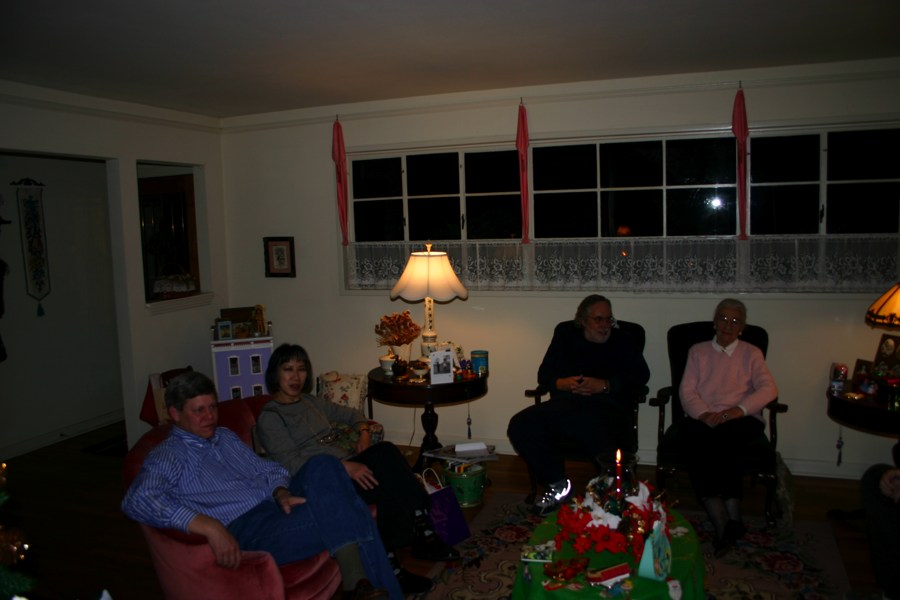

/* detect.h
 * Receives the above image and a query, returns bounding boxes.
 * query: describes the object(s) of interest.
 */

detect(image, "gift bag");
[420,468,470,546]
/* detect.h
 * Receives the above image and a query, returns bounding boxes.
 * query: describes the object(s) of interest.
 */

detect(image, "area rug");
[420,492,537,600]
[419,495,850,600]
[683,511,849,600]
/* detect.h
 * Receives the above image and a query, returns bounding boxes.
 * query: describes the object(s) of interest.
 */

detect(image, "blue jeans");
[228,454,402,599]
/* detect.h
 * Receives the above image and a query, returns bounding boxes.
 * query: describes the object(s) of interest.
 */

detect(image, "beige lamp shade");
[866,282,900,328]
[390,245,467,341]
[390,248,468,303]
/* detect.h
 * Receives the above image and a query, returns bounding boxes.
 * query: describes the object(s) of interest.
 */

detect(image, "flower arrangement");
[375,311,422,355]
[554,474,668,564]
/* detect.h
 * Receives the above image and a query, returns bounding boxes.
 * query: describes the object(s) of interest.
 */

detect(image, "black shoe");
[396,568,433,595]
[724,519,746,543]
[342,579,388,600]
[712,534,734,558]
[411,534,461,562]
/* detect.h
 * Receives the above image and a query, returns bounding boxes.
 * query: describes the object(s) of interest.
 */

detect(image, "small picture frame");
[873,334,900,378]
[264,236,296,277]
[429,347,454,384]
[216,320,233,340]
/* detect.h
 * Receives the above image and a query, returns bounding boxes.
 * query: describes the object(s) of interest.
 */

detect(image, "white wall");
[0,154,122,454]
[0,59,897,479]
[220,59,900,480]
[0,83,229,453]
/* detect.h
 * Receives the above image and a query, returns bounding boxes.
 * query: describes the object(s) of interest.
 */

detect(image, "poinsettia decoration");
[554,476,668,563]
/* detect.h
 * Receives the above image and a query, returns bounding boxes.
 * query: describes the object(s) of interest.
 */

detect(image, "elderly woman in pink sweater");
[679,298,778,556]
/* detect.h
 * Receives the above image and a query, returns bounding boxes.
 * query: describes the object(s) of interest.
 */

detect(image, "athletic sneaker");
[532,479,572,517]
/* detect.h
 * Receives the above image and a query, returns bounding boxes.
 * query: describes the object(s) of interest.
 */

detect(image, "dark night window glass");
[352,157,402,198]
[353,199,403,241]
[465,194,521,239]
[408,196,461,240]
[667,138,735,186]
[751,136,820,183]
[533,145,597,191]
[465,150,519,193]
[534,191,598,238]
[826,182,900,233]
[828,130,900,181]
[750,185,820,234]
[666,188,737,236]
[600,141,663,188]
[600,190,663,236]
[407,153,459,196]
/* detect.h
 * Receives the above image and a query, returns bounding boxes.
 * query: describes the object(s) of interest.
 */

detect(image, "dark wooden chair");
[523,320,648,503]
[648,321,788,527]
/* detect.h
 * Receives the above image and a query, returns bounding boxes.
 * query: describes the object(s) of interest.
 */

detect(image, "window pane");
[666,188,736,236]
[826,182,900,233]
[533,144,597,190]
[407,153,459,196]
[465,150,519,193]
[465,194,521,239]
[600,190,663,236]
[352,157,402,198]
[667,138,735,185]
[751,135,820,183]
[534,191,598,238]
[828,130,900,181]
[600,141,662,187]
[408,196,461,240]
[750,185,820,234]
[353,199,404,241]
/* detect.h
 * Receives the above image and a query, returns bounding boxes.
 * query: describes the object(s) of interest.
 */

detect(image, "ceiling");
[3,0,900,119]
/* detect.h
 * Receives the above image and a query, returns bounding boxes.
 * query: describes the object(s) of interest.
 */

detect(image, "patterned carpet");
[685,511,850,600]
[419,494,850,600]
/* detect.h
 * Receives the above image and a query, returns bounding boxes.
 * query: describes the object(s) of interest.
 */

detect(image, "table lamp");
[865,282,900,328]
[390,243,468,357]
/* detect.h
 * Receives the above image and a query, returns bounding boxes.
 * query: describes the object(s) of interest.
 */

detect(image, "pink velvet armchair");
[122,396,341,600]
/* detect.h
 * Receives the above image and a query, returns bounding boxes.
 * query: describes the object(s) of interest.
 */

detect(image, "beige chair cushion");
[317,371,368,412]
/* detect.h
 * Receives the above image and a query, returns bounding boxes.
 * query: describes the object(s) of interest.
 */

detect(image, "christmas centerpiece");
[548,450,671,586]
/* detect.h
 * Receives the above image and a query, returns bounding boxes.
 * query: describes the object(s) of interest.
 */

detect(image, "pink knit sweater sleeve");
[679,341,778,420]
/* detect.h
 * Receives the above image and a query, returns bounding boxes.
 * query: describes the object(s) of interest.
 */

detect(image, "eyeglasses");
[717,315,743,326]
[587,315,617,326]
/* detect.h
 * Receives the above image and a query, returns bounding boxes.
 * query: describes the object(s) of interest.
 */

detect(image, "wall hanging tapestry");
[14,178,49,316]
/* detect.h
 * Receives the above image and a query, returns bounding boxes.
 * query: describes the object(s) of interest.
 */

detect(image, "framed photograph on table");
[263,236,296,277]
[429,347,454,384]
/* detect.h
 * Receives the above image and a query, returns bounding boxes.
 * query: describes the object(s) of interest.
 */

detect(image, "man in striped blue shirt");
[122,371,401,600]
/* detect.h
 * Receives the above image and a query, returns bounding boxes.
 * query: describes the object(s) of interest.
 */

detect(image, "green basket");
[442,463,487,507]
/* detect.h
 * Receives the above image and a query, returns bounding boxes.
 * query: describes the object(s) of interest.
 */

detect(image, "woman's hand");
[355,429,372,454]
[699,407,743,428]
[344,460,379,490]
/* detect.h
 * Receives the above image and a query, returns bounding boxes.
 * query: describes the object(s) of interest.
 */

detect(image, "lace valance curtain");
[345,235,898,293]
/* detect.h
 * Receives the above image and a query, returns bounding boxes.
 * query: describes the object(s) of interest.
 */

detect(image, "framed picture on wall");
[264,236,296,277]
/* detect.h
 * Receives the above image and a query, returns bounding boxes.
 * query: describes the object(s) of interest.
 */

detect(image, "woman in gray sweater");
[256,343,459,595]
